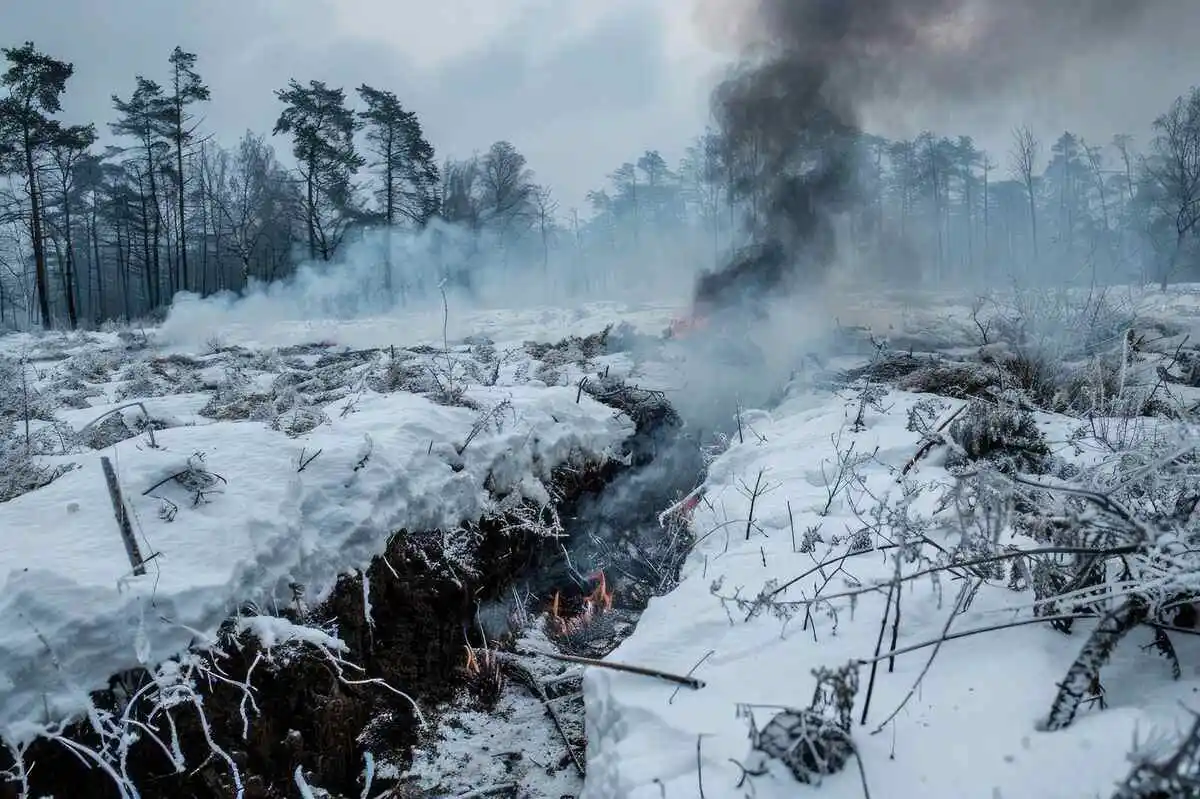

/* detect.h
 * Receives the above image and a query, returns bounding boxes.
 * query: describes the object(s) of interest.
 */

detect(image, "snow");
[582,387,1199,798]
[5,283,1200,796]
[0,329,635,744]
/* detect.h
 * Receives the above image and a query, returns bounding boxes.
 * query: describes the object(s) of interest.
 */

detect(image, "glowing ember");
[546,571,615,637]
[464,645,479,674]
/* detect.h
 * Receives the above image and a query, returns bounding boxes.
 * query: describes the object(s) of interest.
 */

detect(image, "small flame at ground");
[547,571,615,638]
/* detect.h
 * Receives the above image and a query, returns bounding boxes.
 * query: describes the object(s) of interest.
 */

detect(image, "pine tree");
[357,85,438,227]
[357,84,438,296]
[166,47,209,292]
[111,77,172,306]
[273,79,364,261]
[0,42,77,327]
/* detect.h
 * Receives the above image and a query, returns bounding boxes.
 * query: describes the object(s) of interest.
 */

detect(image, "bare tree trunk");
[91,193,104,323]
[23,131,52,328]
[62,191,79,329]
[1161,231,1184,291]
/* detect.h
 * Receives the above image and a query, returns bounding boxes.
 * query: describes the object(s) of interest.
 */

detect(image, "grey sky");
[4,0,1200,209]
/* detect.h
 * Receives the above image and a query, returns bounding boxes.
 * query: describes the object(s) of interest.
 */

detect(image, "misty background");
[3,0,1200,333]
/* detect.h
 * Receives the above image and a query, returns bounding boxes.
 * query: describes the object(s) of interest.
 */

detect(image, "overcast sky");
[4,0,1200,209]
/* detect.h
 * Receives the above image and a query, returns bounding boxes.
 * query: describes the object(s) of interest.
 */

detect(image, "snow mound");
[0,380,632,742]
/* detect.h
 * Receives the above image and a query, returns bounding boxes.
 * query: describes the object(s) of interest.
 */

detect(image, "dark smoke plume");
[693,0,1192,315]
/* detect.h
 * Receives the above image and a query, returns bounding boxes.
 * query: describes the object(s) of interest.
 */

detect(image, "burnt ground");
[0,365,707,799]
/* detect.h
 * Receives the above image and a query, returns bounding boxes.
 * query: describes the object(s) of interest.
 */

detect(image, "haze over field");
[0,0,1199,338]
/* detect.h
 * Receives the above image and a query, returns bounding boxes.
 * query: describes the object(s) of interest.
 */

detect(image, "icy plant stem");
[766,545,1139,611]
[859,580,895,726]
[871,579,979,735]
[1040,595,1149,732]
[858,613,1093,666]
[745,468,764,541]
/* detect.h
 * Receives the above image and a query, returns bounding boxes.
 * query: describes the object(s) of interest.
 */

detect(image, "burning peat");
[0,335,711,799]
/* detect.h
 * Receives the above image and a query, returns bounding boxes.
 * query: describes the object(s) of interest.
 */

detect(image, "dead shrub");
[945,400,1051,475]
[898,361,997,399]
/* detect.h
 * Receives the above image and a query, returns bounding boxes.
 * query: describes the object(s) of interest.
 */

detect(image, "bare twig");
[857,613,1094,667]
[512,647,706,689]
[871,579,980,735]
[859,580,895,726]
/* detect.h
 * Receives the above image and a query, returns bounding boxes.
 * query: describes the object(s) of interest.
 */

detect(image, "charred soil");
[1,374,704,799]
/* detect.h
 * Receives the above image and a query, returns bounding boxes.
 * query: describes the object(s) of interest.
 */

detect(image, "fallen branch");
[502,657,585,776]
[857,613,1093,667]
[141,466,228,497]
[761,544,1134,616]
[101,456,145,576]
[1040,595,1149,732]
[898,403,965,480]
[513,647,705,690]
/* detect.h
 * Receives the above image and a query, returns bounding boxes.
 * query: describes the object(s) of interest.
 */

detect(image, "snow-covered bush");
[945,400,1051,475]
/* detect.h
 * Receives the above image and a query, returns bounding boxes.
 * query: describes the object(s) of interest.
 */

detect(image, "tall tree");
[439,156,483,233]
[165,47,209,292]
[1144,87,1200,289]
[532,184,557,272]
[479,140,534,243]
[0,42,76,327]
[356,85,438,227]
[1010,125,1041,264]
[46,122,97,328]
[273,79,363,261]
[202,131,294,285]
[357,84,438,298]
[111,77,171,306]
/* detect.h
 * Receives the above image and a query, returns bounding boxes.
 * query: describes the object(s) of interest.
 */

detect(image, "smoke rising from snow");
[693,0,1192,310]
[158,220,712,351]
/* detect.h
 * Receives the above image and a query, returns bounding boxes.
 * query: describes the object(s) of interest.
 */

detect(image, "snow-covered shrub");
[66,346,120,383]
[524,325,611,364]
[0,418,77,503]
[270,393,329,437]
[898,359,996,399]
[945,400,1051,475]
[199,389,274,421]
[113,361,168,400]
[366,354,437,394]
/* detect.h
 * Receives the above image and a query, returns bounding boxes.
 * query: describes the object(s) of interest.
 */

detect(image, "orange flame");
[546,571,614,637]
[464,645,479,674]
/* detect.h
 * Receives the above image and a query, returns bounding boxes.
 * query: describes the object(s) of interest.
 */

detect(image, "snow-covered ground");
[578,285,1200,798]
[0,306,661,744]
[3,285,1200,797]
[582,392,1195,798]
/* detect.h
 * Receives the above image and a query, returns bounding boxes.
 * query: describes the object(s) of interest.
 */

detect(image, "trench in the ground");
[0,381,708,799]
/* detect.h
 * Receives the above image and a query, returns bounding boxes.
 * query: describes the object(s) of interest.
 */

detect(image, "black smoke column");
[692,0,1184,318]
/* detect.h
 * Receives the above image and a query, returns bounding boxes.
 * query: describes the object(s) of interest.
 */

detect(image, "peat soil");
[0,359,708,799]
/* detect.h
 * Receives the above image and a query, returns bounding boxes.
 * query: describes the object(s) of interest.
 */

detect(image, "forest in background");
[2,40,1200,330]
